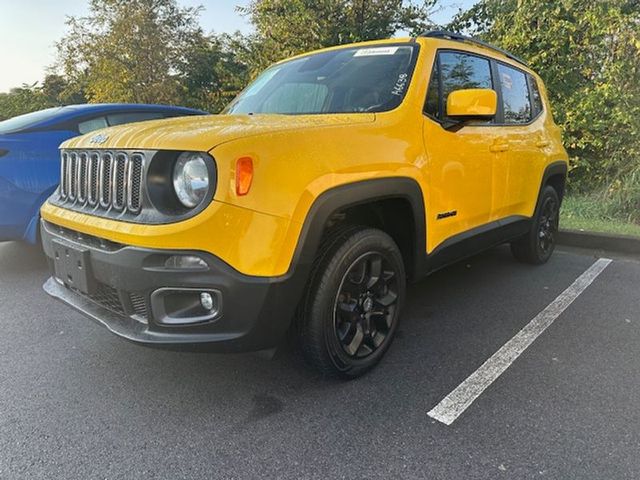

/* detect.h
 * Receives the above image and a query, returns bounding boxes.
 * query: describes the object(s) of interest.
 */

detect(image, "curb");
[558,229,640,255]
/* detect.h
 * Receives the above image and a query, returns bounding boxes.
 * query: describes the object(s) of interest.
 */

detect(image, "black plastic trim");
[421,30,529,67]
[288,177,427,282]
[424,215,531,275]
[41,221,298,352]
[540,161,568,202]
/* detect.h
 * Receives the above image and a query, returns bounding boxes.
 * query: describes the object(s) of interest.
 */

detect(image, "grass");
[561,194,640,237]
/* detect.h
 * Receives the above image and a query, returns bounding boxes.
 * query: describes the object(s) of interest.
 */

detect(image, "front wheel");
[297,227,406,378]
[511,185,560,264]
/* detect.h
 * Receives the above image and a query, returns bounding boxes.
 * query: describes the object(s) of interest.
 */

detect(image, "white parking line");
[428,257,612,426]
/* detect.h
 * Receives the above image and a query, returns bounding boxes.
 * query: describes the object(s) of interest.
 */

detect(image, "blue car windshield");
[225,44,418,115]
[0,107,66,134]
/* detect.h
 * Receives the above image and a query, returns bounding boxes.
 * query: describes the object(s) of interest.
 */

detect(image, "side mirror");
[445,89,497,128]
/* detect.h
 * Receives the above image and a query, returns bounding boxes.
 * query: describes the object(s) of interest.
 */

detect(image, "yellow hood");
[60,113,376,152]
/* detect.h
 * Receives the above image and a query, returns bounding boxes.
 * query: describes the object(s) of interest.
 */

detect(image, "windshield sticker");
[391,73,409,96]
[353,47,399,57]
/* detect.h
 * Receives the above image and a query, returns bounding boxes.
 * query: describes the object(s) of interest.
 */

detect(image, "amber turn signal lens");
[235,156,254,196]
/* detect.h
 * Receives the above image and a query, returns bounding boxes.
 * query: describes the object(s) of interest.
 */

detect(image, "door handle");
[536,140,551,149]
[489,142,510,153]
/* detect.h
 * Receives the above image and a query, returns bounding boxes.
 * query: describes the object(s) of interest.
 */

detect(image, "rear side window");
[497,64,531,124]
[78,117,108,134]
[107,112,164,126]
[425,51,492,120]
[529,75,543,117]
[77,112,166,135]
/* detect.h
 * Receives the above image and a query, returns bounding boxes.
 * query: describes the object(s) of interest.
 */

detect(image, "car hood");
[61,113,376,152]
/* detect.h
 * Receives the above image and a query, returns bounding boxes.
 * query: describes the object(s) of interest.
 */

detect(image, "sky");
[0,0,477,93]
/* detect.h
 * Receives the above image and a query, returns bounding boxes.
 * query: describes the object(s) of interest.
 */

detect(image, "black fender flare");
[287,177,427,281]
[539,161,568,202]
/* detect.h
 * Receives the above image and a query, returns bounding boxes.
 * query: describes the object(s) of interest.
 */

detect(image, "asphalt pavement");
[1,241,639,479]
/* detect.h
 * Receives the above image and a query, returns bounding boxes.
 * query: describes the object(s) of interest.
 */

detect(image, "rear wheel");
[298,226,406,378]
[511,185,560,264]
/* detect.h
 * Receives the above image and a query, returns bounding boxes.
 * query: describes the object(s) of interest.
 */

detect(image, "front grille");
[60,150,145,216]
[88,283,125,316]
[74,281,148,323]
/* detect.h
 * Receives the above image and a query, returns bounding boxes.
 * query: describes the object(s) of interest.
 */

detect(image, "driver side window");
[424,51,493,122]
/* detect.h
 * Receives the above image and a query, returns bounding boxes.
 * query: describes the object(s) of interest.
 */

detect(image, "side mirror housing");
[446,88,497,121]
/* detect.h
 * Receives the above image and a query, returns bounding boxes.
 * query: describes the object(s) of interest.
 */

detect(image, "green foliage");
[0,84,49,121]
[55,0,204,105]
[238,0,438,72]
[562,192,640,236]
[450,0,640,198]
[0,75,84,121]
[51,0,251,113]
[179,33,250,113]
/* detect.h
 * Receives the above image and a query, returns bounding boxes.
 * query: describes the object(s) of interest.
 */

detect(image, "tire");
[297,226,406,378]
[511,185,560,265]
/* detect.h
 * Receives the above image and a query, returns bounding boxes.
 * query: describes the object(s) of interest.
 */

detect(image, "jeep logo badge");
[89,133,109,144]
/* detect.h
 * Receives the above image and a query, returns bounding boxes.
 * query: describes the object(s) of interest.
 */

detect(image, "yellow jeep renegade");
[41,31,568,377]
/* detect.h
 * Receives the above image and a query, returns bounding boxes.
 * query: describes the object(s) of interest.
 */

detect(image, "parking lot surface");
[1,242,639,479]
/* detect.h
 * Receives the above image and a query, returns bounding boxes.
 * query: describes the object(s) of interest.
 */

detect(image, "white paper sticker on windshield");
[353,47,399,57]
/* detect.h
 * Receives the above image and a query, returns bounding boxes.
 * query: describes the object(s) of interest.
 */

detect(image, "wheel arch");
[289,177,427,282]
[540,161,568,204]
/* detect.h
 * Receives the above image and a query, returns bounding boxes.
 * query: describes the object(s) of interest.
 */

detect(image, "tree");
[41,74,87,105]
[180,33,250,113]
[238,0,439,73]
[55,0,203,105]
[0,84,50,121]
[450,0,640,212]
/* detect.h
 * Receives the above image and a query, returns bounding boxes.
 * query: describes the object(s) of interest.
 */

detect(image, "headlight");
[172,152,210,208]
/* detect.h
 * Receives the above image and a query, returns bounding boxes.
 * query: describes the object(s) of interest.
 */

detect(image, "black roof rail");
[420,30,528,67]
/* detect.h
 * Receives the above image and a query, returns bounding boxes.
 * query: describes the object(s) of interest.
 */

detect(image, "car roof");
[58,103,207,115]
[1,103,208,134]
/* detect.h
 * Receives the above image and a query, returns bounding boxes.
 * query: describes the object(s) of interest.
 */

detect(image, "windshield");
[0,107,66,134]
[225,44,418,115]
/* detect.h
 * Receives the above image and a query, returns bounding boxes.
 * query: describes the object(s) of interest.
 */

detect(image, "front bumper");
[40,220,303,352]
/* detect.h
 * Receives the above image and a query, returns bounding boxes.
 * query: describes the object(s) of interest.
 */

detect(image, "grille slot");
[60,153,68,199]
[79,283,148,323]
[77,153,88,203]
[88,283,125,316]
[112,154,127,210]
[68,153,78,200]
[59,150,145,216]
[128,154,144,213]
[129,292,148,319]
[88,153,99,206]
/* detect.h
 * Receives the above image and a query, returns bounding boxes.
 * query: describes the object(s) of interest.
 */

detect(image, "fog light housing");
[164,255,208,270]
[151,288,222,325]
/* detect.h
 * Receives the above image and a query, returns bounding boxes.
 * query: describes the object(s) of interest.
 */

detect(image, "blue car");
[0,103,206,244]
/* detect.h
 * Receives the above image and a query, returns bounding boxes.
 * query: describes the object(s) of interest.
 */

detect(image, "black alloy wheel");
[333,252,399,359]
